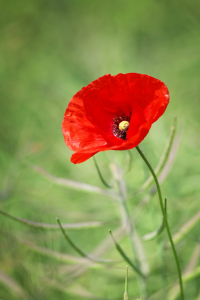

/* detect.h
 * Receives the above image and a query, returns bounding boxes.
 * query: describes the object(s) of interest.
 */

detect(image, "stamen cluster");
[112,114,131,140]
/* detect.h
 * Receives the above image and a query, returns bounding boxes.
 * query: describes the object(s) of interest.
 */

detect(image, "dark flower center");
[112,114,131,140]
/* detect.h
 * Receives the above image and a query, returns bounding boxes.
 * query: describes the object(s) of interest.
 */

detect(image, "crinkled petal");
[83,88,128,146]
[70,122,151,164]
[62,90,107,152]
[118,73,169,123]
[62,73,169,164]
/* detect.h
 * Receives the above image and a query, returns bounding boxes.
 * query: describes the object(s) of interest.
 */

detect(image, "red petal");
[62,89,107,152]
[71,152,98,164]
[83,87,127,146]
[62,73,169,164]
[125,122,152,149]
[119,73,169,123]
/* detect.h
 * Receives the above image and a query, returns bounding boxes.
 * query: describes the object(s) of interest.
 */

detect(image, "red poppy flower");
[62,73,169,164]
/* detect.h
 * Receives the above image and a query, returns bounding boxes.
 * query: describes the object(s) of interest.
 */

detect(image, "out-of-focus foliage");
[0,0,200,299]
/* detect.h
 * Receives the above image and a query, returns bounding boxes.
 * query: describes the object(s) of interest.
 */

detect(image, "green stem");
[93,156,113,188]
[124,265,129,300]
[136,146,184,300]
[141,117,176,191]
[109,230,145,278]
[56,218,113,263]
[124,150,133,175]
[142,198,167,241]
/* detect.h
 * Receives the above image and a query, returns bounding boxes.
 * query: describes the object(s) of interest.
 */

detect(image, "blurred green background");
[0,0,200,299]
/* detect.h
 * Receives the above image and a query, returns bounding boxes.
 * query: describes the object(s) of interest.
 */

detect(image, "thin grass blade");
[33,165,120,201]
[0,269,28,299]
[167,210,200,247]
[44,279,101,300]
[0,209,103,230]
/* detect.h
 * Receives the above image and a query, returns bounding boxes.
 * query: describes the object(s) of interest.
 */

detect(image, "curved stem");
[142,198,167,241]
[141,117,176,191]
[93,156,113,188]
[136,146,184,300]
[109,230,145,278]
[56,218,113,263]
[123,150,133,176]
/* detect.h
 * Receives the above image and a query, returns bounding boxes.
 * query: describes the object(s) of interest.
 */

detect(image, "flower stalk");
[136,145,184,300]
